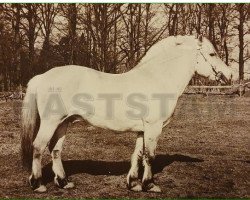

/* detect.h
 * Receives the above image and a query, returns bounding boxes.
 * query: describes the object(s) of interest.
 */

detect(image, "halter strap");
[198,50,230,84]
[199,51,221,76]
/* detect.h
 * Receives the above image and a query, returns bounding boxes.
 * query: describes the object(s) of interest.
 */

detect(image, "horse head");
[195,35,234,84]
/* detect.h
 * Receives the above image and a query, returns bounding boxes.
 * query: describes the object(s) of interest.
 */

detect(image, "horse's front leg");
[142,121,163,193]
[127,132,143,192]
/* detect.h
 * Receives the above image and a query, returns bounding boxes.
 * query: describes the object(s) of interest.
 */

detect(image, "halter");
[199,50,221,77]
[197,46,227,83]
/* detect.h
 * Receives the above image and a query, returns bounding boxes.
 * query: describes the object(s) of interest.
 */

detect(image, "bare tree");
[68,3,77,65]
[0,3,249,91]
[204,4,217,50]
[195,3,202,35]
[11,4,22,85]
[58,3,78,65]
[79,4,122,72]
[0,3,24,88]
[20,4,40,78]
[38,4,58,71]
[216,4,233,65]
[165,4,180,36]
[0,17,12,90]
[236,3,249,81]
[120,4,167,71]
[178,4,196,35]
[120,4,143,68]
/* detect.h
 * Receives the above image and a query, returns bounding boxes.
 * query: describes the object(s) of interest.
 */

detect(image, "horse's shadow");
[42,154,203,184]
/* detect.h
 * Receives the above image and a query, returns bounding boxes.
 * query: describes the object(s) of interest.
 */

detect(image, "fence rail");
[0,92,25,101]
[0,82,249,101]
[184,83,250,96]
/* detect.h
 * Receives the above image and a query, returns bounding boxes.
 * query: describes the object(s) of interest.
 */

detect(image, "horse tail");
[21,75,41,169]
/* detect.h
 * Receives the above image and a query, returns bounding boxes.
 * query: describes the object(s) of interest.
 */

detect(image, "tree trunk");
[224,38,229,65]
[68,3,77,65]
[196,4,202,35]
[238,4,246,81]
[144,4,150,51]
[12,3,21,86]
[207,4,217,49]
[25,4,38,79]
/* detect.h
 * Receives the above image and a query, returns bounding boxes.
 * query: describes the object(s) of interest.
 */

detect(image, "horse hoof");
[147,184,162,193]
[54,176,74,189]
[29,175,46,192]
[130,184,142,192]
[63,182,75,189]
[142,181,162,193]
[34,185,47,193]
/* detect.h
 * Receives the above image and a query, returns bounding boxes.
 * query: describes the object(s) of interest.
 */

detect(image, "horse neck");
[135,49,196,97]
[173,64,195,96]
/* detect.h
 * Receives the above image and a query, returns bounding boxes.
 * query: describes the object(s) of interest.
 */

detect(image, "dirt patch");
[0,95,249,198]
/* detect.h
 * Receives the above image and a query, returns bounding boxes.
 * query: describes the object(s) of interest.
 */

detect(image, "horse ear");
[197,34,203,48]
[198,34,203,42]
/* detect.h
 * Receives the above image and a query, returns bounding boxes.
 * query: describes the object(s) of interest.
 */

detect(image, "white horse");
[21,35,233,193]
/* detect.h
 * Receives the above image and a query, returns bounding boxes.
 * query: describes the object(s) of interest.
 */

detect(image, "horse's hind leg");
[142,121,162,193]
[29,120,60,193]
[127,132,143,192]
[48,121,74,189]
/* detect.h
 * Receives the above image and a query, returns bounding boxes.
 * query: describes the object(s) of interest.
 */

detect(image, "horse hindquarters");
[21,75,67,192]
[29,119,60,192]
[21,77,41,169]
[48,120,74,189]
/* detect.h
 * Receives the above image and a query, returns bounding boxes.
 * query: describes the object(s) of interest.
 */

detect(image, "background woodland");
[0,3,249,91]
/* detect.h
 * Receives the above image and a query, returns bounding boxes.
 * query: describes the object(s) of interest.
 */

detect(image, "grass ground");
[0,94,249,198]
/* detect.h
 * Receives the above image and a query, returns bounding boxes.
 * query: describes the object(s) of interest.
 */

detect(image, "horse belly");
[83,116,143,132]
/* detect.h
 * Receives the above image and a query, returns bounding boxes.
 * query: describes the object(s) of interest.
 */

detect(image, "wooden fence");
[184,83,249,96]
[0,82,249,102]
[0,91,25,101]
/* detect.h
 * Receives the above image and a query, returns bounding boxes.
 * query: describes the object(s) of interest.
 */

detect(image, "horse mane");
[134,35,195,69]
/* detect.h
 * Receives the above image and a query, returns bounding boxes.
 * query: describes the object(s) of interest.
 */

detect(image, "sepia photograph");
[0,2,249,198]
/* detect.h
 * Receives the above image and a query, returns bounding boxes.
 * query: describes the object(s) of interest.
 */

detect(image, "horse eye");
[209,53,216,57]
